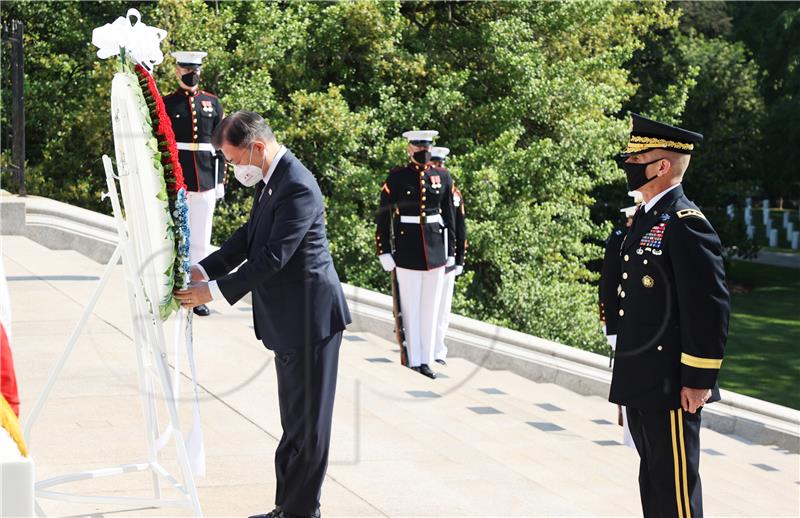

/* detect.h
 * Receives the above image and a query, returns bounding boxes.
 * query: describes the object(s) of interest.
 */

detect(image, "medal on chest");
[201,99,214,114]
[429,174,442,190]
[638,219,667,256]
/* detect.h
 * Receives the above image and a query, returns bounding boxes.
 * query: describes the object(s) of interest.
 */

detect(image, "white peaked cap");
[431,147,450,160]
[621,205,639,218]
[402,130,439,144]
[171,51,207,66]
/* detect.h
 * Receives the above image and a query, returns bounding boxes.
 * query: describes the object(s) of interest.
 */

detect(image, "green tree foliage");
[730,3,800,205]
[4,1,751,353]
[607,2,767,260]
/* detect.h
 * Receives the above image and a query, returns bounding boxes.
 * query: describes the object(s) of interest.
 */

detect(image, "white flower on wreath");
[91,8,167,71]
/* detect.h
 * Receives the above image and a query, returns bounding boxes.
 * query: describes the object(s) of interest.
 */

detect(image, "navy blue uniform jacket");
[200,150,351,350]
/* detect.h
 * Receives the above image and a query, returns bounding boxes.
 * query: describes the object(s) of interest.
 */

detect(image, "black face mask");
[623,158,662,192]
[412,150,431,165]
[181,71,200,87]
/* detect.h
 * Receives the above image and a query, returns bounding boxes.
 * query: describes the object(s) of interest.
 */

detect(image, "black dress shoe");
[280,508,320,518]
[418,364,437,379]
[248,507,282,518]
[435,358,447,366]
[193,304,210,316]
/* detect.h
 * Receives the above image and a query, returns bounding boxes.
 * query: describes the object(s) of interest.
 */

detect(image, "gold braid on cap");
[624,135,694,153]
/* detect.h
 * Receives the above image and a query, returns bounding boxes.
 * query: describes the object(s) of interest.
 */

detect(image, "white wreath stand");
[22,155,203,516]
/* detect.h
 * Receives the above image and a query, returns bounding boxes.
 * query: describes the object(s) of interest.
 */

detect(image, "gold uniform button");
[643,259,648,265]
[657,345,663,351]
[421,204,426,209]
[622,272,628,279]
[422,196,426,201]
[624,254,629,262]
[642,275,655,288]
[618,309,624,317]
[620,291,626,298]
[422,188,426,192]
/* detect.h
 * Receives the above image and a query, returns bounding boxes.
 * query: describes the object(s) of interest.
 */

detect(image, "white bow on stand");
[91,8,167,70]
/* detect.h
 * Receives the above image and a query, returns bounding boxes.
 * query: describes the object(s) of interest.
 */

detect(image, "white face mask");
[232,144,265,187]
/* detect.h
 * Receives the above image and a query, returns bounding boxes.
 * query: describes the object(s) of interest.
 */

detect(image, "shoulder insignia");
[381,182,391,195]
[200,90,218,98]
[614,229,623,236]
[677,209,705,220]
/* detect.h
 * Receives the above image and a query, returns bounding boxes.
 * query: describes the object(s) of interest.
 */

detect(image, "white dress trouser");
[434,269,456,361]
[621,405,635,448]
[187,189,217,265]
[396,266,445,367]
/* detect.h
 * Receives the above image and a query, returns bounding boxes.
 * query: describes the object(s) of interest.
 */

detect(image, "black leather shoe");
[418,364,437,379]
[193,304,210,317]
[248,507,282,518]
[435,358,447,366]
[280,508,320,518]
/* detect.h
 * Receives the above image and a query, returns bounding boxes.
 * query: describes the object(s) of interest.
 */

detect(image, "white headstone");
[764,210,771,226]
[787,222,794,241]
[746,225,754,240]
[783,212,790,229]
[745,196,752,208]
[769,228,778,247]
[763,199,769,211]
[744,206,752,225]
[727,204,735,220]
[792,231,799,250]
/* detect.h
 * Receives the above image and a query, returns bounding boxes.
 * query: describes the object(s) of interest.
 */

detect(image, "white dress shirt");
[643,183,680,213]
[197,145,287,302]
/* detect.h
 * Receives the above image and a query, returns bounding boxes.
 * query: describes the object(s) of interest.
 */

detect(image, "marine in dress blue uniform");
[375,131,457,378]
[430,147,467,365]
[163,51,227,316]
[609,114,730,518]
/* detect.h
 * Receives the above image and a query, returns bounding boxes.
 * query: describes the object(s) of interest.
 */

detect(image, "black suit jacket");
[200,149,351,350]
[608,185,730,410]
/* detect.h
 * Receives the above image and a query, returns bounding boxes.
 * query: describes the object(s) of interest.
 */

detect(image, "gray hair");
[211,111,276,149]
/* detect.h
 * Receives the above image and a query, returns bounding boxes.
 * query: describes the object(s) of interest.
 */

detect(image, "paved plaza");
[3,235,799,517]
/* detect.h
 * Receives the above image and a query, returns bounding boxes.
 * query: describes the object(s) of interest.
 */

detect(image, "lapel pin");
[268,188,272,196]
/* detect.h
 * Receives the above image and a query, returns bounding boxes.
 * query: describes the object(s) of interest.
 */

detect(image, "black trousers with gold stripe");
[626,407,703,518]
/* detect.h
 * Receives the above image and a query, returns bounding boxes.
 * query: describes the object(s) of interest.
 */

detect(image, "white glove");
[453,265,464,276]
[215,183,225,200]
[606,334,617,351]
[446,256,456,267]
[379,253,396,272]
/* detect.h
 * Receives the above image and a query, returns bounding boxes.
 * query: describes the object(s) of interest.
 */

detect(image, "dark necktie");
[630,205,646,235]
[250,181,265,218]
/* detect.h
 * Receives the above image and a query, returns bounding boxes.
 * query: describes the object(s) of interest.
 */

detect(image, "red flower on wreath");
[134,64,185,193]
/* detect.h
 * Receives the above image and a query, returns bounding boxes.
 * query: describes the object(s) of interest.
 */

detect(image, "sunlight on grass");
[719,261,800,409]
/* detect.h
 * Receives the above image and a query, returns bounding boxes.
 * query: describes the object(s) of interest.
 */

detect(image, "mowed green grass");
[719,260,800,409]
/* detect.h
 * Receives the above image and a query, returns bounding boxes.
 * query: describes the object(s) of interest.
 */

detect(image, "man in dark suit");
[174,111,351,518]
[609,113,730,518]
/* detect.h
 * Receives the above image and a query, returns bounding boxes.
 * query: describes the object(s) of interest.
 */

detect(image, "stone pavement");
[3,235,798,517]
[747,250,800,269]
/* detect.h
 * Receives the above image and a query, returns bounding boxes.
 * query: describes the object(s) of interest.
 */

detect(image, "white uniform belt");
[400,214,442,225]
[177,142,216,152]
